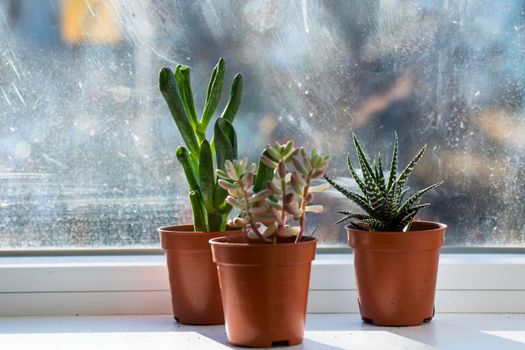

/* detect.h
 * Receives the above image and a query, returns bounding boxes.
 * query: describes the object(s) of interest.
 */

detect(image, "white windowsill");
[1,254,525,315]
[1,314,525,349]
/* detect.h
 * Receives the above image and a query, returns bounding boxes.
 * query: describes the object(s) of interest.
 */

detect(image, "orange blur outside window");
[61,0,121,44]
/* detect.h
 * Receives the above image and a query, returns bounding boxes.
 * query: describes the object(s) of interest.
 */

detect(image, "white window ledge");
[1,254,525,316]
[1,314,525,349]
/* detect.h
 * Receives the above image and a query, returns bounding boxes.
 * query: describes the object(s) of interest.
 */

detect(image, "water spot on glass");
[14,141,31,159]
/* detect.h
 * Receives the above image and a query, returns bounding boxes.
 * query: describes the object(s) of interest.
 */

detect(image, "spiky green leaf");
[395,144,427,190]
[324,176,375,216]
[386,132,398,191]
[347,153,367,196]
[352,135,384,210]
[396,182,442,218]
[361,217,388,231]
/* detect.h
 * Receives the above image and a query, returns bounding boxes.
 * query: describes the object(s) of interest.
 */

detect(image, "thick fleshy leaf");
[305,205,324,213]
[174,65,198,128]
[159,67,199,157]
[199,140,215,213]
[253,150,275,193]
[200,58,225,130]
[309,182,330,192]
[189,190,206,232]
[220,73,243,123]
[176,146,200,192]
[249,189,271,203]
[214,118,237,170]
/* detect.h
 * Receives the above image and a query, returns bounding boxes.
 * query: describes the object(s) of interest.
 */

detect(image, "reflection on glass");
[0,0,524,248]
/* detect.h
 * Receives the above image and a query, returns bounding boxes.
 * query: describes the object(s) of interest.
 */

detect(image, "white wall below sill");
[1,254,525,316]
[1,314,525,350]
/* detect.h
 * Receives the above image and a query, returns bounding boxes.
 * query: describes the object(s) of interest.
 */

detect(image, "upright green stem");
[207,212,223,232]
[189,190,207,232]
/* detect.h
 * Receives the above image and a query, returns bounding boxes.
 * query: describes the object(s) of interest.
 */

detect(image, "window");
[0,0,524,249]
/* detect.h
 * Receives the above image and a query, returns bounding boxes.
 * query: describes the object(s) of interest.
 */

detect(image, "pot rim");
[345,220,447,235]
[209,235,317,248]
[158,223,240,235]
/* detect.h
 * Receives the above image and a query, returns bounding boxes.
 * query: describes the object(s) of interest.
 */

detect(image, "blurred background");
[0,0,524,248]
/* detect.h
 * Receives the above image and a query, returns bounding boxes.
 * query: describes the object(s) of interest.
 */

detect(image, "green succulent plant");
[216,141,331,243]
[325,133,442,232]
[159,58,242,232]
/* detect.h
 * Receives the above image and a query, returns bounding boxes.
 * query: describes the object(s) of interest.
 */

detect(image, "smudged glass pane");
[0,0,524,248]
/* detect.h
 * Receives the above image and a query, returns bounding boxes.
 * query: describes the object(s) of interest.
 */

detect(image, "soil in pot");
[159,224,242,325]
[348,220,446,327]
[210,236,317,347]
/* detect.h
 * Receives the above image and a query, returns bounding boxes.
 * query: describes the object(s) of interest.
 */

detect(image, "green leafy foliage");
[217,142,330,243]
[159,58,243,232]
[325,133,442,232]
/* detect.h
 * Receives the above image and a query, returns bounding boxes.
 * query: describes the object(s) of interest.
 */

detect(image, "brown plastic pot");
[159,224,242,325]
[347,220,446,326]
[210,236,317,347]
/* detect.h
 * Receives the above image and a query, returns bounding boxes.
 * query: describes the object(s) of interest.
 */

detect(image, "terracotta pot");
[210,236,317,347]
[159,224,242,325]
[347,220,446,326]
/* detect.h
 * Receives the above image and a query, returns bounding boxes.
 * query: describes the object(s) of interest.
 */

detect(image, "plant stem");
[280,177,287,228]
[295,172,312,243]
[239,177,270,242]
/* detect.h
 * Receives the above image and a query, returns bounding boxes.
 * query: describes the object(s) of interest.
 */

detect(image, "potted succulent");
[209,141,330,347]
[157,58,243,325]
[325,133,446,326]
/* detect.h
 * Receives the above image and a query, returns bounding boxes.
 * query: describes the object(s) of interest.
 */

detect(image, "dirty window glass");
[0,0,524,248]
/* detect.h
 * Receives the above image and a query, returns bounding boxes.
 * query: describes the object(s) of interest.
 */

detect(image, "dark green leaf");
[189,190,207,232]
[220,73,243,123]
[213,118,237,208]
[159,67,199,157]
[253,149,275,193]
[176,146,200,192]
[207,211,223,232]
[200,58,225,130]
[214,118,237,169]
[175,65,199,128]
[199,140,215,213]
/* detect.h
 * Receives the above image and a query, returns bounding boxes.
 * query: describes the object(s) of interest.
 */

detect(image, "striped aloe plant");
[325,133,442,232]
